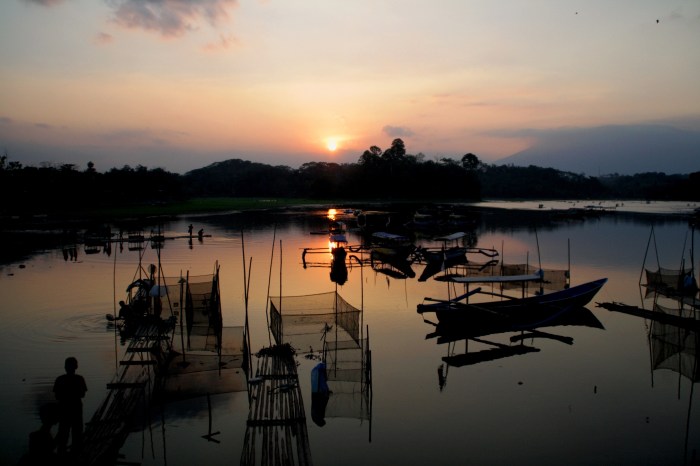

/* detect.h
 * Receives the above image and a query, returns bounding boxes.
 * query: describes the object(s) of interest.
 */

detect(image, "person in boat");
[198,228,204,241]
[53,357,87,456]
[118,300,135,320]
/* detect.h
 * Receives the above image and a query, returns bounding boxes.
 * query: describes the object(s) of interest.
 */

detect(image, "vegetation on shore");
[2,139,698,222]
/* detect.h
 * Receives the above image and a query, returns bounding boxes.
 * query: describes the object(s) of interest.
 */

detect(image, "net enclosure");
[645,267,696,294]
[650,302,699,383]
[269,291,372,426]
[269,291,361,352]
[163,269,248,398]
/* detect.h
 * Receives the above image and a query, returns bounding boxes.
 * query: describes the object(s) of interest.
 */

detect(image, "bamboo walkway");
[241,345,312,466]
[75,322,172,465]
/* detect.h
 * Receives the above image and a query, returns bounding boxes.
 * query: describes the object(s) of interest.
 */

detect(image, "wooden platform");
[241,345,312,466]
[75,323,172,465]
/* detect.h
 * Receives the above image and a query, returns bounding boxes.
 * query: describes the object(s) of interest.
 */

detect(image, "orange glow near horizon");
[2,1,698,174]
[325,138,338,152]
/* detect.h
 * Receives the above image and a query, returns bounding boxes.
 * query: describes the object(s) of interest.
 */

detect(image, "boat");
[415,232,471,263]
[369,231,414,256]
[415,233,499,282]
[417,278,608,323]
[427,304,604,376]
[370,248,415,279]
[356,210,392,233]
[417,246,470,264]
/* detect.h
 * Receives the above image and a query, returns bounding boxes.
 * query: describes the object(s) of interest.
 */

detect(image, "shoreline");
[2,199,696,267]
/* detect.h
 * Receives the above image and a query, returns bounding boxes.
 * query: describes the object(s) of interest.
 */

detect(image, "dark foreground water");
[1,201,698,465]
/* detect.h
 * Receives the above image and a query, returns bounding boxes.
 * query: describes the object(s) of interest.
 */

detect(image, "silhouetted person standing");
[53,357,87,456]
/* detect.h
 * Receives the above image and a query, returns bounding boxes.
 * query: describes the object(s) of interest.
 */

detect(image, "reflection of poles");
[155,225,176,352]
[366,324,372,444]
[360,247,365,387]
[201,394,221,443]
[241,232,253,378]
[684,357,697,466]
[264,225,277,347]
[186,271,191,351]
[179,272,187,365]
[113,235,119,372]
[567,238,571,288]
[640,226,655,286]
[215,262,222,371]
[279,240,283,343]
[647,318,654,389]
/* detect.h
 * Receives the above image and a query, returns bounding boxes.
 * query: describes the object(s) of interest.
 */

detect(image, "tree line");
[1,139,698,217]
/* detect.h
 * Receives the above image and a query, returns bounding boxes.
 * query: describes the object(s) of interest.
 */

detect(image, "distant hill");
[497,124,700,176]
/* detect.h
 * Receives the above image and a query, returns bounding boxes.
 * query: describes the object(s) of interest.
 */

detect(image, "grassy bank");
[92,197,337,218]
[1,197,348,229]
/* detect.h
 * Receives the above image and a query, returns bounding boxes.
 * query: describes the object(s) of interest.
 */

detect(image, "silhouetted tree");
[359,146,382,166]
[382,138,406,162]
[461,153,480,171]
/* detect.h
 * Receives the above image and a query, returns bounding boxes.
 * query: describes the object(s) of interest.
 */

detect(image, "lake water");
[1,203,698,466]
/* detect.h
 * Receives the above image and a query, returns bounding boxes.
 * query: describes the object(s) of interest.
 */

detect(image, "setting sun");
[326,139,338,152]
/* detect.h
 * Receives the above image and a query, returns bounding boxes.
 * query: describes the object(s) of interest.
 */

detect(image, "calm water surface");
[1,204,698,465]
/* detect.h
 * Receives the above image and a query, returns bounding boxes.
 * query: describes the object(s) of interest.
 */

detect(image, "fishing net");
[322,338,371,421]
[440,262,568,292]
[646,267,694,291]
[165,270,248,398]
[649,303,699,383]
[269,291,361,352]
[499,264,568,292]
[165,326,248,398]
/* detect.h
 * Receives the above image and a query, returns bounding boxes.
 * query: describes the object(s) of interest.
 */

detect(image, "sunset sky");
[1,0,698,173]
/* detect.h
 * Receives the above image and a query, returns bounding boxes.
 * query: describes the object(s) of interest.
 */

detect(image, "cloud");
[21,0,65,6]
[201,32,239,52]
[382,125,415,138]
[93,32,114,45]
[106,0,238,38]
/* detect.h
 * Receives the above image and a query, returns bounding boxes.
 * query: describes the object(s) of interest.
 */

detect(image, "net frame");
[269,291,361,350]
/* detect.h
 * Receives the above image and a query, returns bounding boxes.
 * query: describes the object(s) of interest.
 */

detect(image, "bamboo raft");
[241,344,312,466]
[76,322,172,465]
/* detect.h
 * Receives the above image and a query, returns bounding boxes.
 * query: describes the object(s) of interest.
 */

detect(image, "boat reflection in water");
[424,304,605,391]
[419,274,608,391]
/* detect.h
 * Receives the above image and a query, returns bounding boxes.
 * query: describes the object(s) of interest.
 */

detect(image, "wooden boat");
[416,245,468,263]
[417,278,608,322]
[416,246,469,282]
[356,210,392,233]
[370,248,415,279]
[371,231,411,246]
[369,231,416,264]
